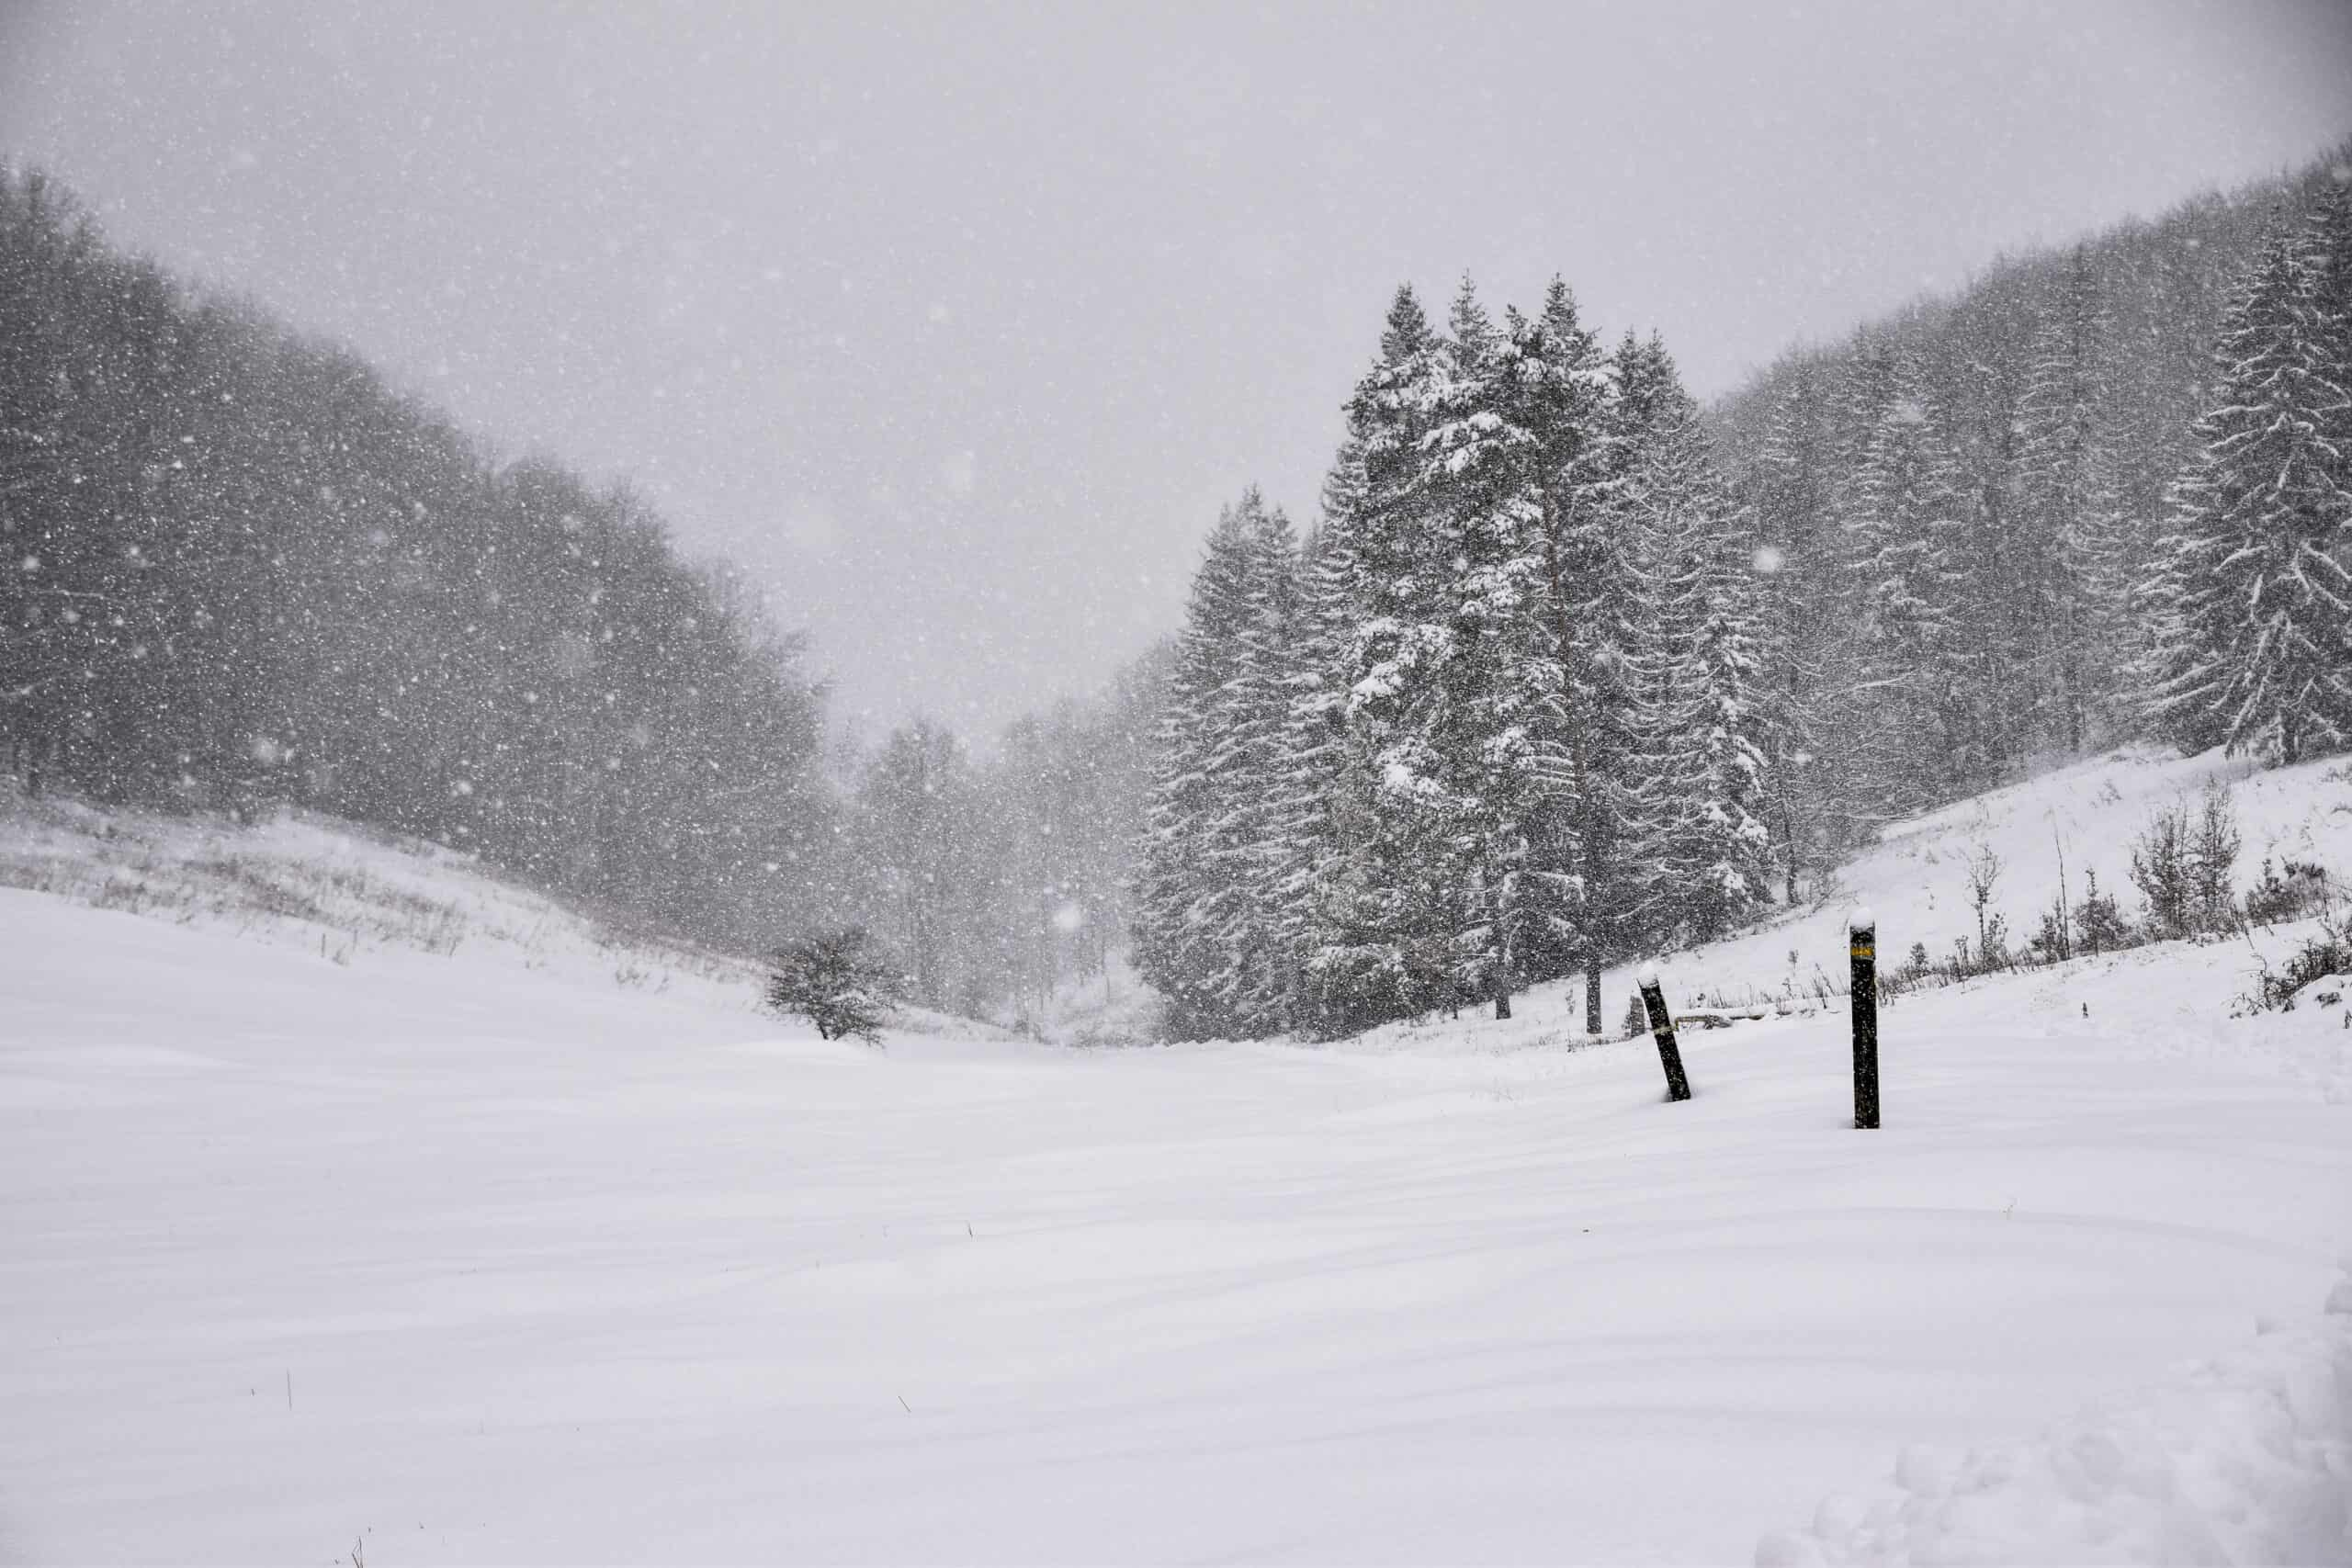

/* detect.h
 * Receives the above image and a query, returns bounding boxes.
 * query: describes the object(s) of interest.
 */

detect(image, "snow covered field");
[4,755,2350,1564]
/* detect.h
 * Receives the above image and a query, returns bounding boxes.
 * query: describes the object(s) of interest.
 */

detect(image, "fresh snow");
[4,749,2351,1563]
[1758,1293,2352,1565]
[1451,743,2352,1065]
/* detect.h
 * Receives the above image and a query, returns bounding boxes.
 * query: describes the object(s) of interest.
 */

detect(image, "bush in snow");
[2132,781,2242,939]
[765,928,904,1044]
[2131,797,2194,937]
[2188,780,2243,931]
[2243,856,2332,928]
[2248,912,2349,1014]
[2071,869,2134,956]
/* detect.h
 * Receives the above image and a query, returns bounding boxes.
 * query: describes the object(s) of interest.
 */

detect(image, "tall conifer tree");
[2144,217,2352,763]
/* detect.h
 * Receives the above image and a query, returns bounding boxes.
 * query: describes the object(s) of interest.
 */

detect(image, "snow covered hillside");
[0,793,763,1010]
[1432,743,2352,1064]
[5,763,2350,1563]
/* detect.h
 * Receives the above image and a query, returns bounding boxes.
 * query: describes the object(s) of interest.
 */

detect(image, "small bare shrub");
[1963,842,2004,962]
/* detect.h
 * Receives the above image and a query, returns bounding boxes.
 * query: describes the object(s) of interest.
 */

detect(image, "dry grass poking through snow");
[0,788,757,1004]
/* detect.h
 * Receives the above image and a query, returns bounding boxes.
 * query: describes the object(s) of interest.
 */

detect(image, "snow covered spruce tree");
[1265,448,1385,1036]
[1212,493,1303,1034]
[1530,316,1664,1031]
[1779,343,1905,865]
[1134,489,1298,1039]
[1747,367,1840,903]
[2143,201,2352,764]
[2012,247,2131,752]
[2312,167,2352,470]
[1323,285,1468,1021]
[1597,331,1698,956]
[1610,344,1773,948]
[1341,280,1566,1020]
[1838,355,1973,812]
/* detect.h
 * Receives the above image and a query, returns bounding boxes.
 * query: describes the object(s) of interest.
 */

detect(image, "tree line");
[1136,282,1773,1040]
[1137,145,2352,1043]
[0,167,857,947]
[837,658,1163,1027]
[1715,147,2352,875]
[0,161,1159,1014]
[8,142,2347,1042]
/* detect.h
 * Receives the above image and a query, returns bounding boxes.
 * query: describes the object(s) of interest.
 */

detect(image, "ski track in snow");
[4,747,2351,1563]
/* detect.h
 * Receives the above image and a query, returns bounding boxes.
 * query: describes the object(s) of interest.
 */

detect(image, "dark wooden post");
[1849,909,1879,1129]
[1636,962,1693,1102]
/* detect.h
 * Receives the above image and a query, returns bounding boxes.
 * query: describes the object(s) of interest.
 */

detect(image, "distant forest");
[1713,143,2352,844]
[5,144,2347,1037]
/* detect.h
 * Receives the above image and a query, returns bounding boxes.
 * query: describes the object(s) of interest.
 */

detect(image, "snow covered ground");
[1432,742,2352,1040]
[4,753,2350,1563]
[0,792,760,1012]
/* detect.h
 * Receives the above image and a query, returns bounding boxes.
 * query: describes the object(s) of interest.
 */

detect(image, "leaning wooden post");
[1635,962,1693,1102]
[1849,908,1879,1130]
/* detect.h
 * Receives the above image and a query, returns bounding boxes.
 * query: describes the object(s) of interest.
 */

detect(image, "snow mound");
[1758,1272,2352,1567]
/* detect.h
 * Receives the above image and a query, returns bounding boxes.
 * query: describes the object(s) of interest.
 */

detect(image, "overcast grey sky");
[4,1,2349,739]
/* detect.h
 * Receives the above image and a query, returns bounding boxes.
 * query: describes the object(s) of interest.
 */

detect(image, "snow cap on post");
[1849,906,1875,934]
[1634,960,1692,1101]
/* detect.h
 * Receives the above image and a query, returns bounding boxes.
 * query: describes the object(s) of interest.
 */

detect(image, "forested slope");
[1133,142,2352,1042]
[1714,141,2352,870]
[0,164,1159,1021]
[0,169,840,949]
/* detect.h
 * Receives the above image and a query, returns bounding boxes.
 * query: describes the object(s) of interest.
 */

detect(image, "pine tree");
[1748,367,1836,902]
[1842,355,1971,810]
[1133,490,1296,1038]
[1598,331,1694,953]
[1337,284,1468,1019]
[1269,449,1378,1036]
[1620,393,1774,946]
[1207,491,1299,1034]
[1346,280,1556,1017]
[2144,215,2352,763]
[1135,502,1261,1038]
[2013,247,2127,750]
[1801,343,1908,859]
[1513,284,1620,1032]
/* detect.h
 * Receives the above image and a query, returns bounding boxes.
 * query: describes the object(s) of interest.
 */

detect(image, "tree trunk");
[1584,952,1602,1036]
[1781,797,1801,905]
